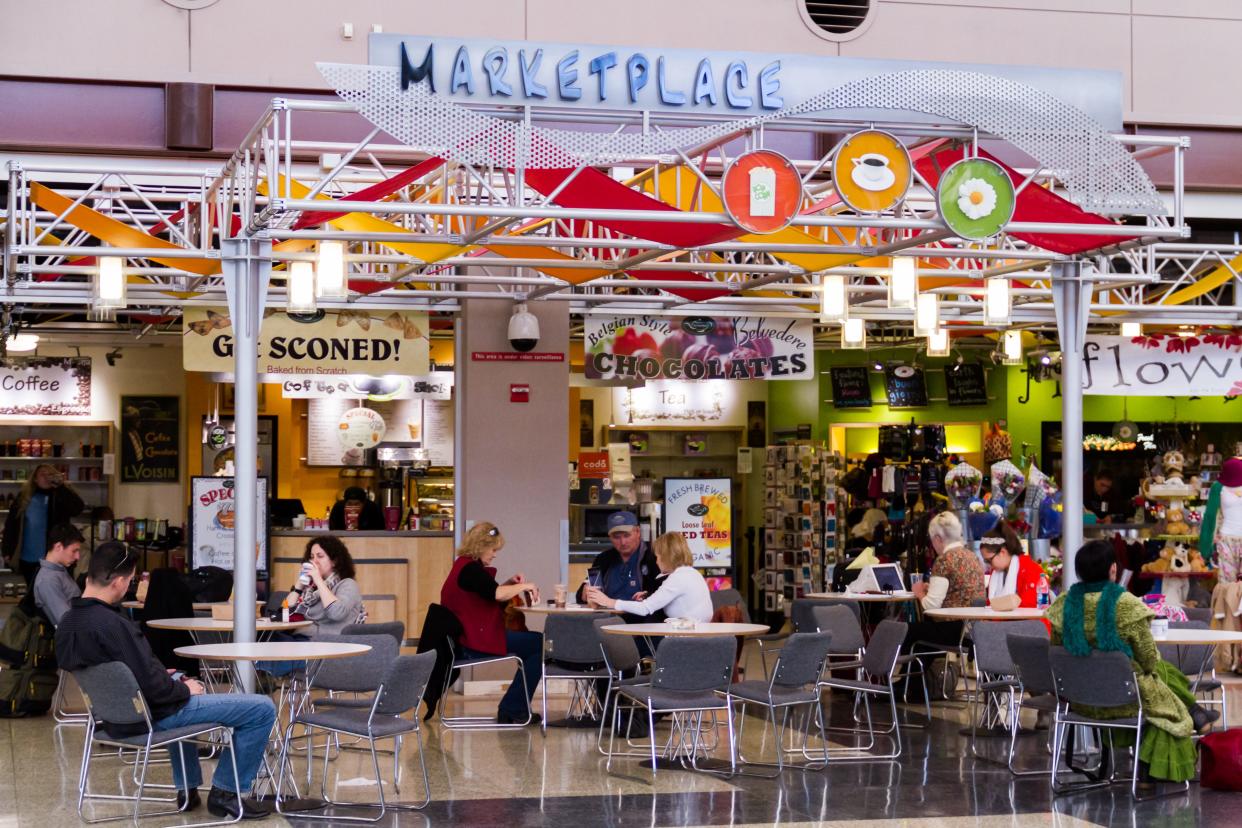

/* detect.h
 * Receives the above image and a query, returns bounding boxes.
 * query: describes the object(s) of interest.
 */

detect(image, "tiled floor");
[6,665,1240,827]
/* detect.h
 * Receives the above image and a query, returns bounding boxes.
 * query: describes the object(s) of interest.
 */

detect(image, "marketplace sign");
[0,358,91,416]
[1082,334,1242,397]
[368,35,1125,128]
[585,315,813,381]
[182,308,429,377]
[664,477,732,568]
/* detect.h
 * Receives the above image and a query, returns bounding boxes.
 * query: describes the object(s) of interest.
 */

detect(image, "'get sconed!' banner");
[183,308,429,377]
[585,314,813,381]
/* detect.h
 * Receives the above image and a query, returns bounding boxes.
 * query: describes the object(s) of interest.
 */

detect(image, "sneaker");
[206,788,271,820]
[176,788,201,812]
[497,710,540,725]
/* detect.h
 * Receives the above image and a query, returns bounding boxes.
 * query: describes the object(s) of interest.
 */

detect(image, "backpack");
[0,665,58,717]
[1200,729,1242,791]
[0,598,59,718]
[182,566,234,603]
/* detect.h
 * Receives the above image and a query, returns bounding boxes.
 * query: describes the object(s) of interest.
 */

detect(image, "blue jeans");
[464,630,543,718]
[155,694,277,793]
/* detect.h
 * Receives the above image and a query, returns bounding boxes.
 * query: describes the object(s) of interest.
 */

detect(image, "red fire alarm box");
[510,383,530,403]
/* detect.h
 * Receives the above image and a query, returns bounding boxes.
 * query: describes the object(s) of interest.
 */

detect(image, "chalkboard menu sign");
[945,363,989,407]
[830,367,873,409]
[884,366,928,409]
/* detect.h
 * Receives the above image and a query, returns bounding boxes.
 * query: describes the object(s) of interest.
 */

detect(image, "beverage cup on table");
[554,583,567,609]
[1151,617,1169,638]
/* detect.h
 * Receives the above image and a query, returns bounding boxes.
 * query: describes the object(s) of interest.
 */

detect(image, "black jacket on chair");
[415,602,463,720]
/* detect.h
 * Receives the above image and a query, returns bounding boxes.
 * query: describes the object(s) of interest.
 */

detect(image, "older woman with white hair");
[902,511,987,664]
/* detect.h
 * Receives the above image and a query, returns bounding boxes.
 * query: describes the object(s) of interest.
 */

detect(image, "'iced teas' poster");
[664,477,732,568]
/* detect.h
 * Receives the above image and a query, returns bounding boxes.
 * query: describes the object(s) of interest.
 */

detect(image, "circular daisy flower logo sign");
[936,157,1016,240]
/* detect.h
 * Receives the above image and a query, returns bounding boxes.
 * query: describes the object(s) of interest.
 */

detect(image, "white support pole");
[222,237,271,693]
[1052,260,1089,589]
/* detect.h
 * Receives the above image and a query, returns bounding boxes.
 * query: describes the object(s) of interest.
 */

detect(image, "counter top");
[271,529,453,538]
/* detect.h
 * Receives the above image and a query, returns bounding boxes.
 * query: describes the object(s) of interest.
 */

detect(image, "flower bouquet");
[967,497,1002,538]
[990,459,1026,502]
[945,461,983,510]
[1038,491,1063,539]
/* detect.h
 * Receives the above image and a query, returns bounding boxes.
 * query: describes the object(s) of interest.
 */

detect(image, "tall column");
[456,292,569,593]
[221,237,270,693]
[1051,260,1088,589]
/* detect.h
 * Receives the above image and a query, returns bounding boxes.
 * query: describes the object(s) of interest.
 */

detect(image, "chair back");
[1182,607,1212,624]
[794,598,859,633]
[650,635,735,693]
[312,634,399,693]
[593,618,641,674]
[973,620,1047,677]
[861,619,907,680]
[1158,620,1213,677]
[265,590,289,617]
[1049,646,1139,709]
[73,662,149,731]
[710,588,751,623]
[809,604,865,654]
[1007,633,1055,695]
[342,621,405,643]
[374,651,438,716]
[544,613,610,664]
[772,632,833,688]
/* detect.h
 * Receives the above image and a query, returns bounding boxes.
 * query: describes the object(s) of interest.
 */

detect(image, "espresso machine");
[376,446,430,529]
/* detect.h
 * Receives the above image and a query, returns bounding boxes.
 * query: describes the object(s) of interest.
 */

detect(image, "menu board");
[370,398,424,445]
[307,397,363,466]
[189,476,268,571]
[884,366,929,409]
[945,363,989,407]
[830,367,873,409]
[423,399,455,467]
[664,477,732,568]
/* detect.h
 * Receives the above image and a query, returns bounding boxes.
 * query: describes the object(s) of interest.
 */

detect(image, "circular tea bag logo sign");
[721,149,803,234]
[338,407,387,457]
[832,130,912,214]
[936,157,1016,240]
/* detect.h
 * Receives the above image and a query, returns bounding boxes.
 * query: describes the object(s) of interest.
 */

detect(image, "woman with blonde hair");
[439,522,543,724]
[2,463,84,586]
[586,532,713,622]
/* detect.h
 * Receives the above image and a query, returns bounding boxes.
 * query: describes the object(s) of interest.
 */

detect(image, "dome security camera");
[508,303,540,352]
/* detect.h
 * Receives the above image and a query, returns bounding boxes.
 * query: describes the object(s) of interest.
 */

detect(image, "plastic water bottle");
[1037,574,1051,609]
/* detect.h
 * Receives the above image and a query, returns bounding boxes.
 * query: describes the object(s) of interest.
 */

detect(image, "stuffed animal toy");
[1143,544,1174,574]
[1165,508,1192,536]
[1163,450,1186,485]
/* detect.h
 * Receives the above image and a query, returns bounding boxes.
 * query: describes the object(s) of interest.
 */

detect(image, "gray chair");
[342,621,405,644]
[607,635,737,780]
[1006,631,1060,776]
[814,619,908,760]
[968,620,1049,764]
[1158,620,1225,729]
[711,588,785,679]
[276,651,436,821]
[1048,646,1187,800]
[439,637,532,730]
[541,613,612,731]
[73,661,241,826]
[312,634,402,710]
[265,589,290,618]
[732,631,834,775]
[1182,607,1212,624]
[592,617,651,755]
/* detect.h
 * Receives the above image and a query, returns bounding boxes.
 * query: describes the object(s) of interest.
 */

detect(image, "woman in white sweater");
[586,531,713,622]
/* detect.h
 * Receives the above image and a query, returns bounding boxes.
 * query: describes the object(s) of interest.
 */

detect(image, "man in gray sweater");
[33,523,84,625]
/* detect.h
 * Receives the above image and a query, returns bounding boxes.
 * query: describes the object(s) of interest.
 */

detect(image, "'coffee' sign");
[182,308,429,377]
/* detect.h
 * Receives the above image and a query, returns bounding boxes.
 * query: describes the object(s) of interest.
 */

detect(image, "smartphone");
[169,671,186,682]
[587,568,601,588]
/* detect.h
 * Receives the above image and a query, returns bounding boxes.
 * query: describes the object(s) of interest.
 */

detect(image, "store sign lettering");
[1082,335,1242,397]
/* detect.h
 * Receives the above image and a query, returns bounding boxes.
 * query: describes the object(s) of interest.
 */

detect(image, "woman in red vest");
[439,522,543,725]
[982,523,1045,610]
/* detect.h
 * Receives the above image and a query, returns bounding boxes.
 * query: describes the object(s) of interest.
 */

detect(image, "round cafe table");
[147,617,311,641]
[804,591,917,603]
[519,604,623,615]
[923,606,1048,621]
[123,600,264,612]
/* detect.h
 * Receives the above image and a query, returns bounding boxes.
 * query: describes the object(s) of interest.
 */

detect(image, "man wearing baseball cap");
[575,511,660,618]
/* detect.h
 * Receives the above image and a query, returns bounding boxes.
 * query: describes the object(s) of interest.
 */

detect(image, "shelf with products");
[761,443,842,617]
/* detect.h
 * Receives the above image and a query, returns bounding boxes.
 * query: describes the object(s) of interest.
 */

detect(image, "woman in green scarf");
[1045,540,1218,783]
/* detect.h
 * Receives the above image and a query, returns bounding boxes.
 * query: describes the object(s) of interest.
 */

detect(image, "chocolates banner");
[183,308,429,377]
[584,315,813,381]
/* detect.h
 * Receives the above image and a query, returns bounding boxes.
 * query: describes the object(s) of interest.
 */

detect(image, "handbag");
[1200,729,1242,790]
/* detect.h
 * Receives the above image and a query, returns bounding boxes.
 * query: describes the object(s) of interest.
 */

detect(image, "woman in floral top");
[903,512,985,673]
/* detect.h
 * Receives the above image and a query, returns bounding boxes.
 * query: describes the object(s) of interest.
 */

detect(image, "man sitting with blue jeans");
[55,542,276,820]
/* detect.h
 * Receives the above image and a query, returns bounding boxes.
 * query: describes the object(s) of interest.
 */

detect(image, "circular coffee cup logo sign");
[936,158,1016,241]
[831,130,913,214]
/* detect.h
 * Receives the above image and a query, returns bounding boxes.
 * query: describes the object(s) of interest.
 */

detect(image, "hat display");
[606,510,639,533]
[1220,457,1242,488]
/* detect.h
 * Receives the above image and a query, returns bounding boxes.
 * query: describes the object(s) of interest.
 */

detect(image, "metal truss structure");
[2,90,1236,347]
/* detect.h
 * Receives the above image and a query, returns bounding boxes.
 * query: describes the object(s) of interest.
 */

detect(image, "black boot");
[1190,703,1221,733]
[206,788,271,820]
[176,788,201,811]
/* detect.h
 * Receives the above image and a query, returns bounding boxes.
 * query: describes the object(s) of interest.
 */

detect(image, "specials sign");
[585,315,813,381]
[1082,334,1242,397]
[182,308,429,377]
[189,476,268,571]
[664,477,732,568]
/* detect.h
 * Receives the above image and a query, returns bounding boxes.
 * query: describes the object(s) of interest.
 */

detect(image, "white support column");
[222,237,271,693]
[1052,260,1089,589]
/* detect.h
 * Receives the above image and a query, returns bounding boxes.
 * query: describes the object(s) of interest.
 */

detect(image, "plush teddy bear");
[1163,450,1186,485]
[1143,544,1174,574]
[1164,508,1192,536]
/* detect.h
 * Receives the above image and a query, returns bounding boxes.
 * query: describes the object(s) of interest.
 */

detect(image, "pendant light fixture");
[1001,329,1024,365]
[927,328,950,357]
[820,274,846,322]
[914,292,938,337]
[315,241,347,300]
[4,333,39,353]
[887,256,917,310]
[983,277,1011,325]
[842,317,866,350]
[286,261,317,313]
[1120,321,1142,338]
[93,256,127,316]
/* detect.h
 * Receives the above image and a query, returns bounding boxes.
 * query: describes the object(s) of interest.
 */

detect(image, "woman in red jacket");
[982,523,1046,609]
[439,522,542,725]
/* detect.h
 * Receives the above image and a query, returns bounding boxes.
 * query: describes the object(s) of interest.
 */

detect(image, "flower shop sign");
[1082,334,1242,397]
[0,358,92,416]
[585,314,813,381]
